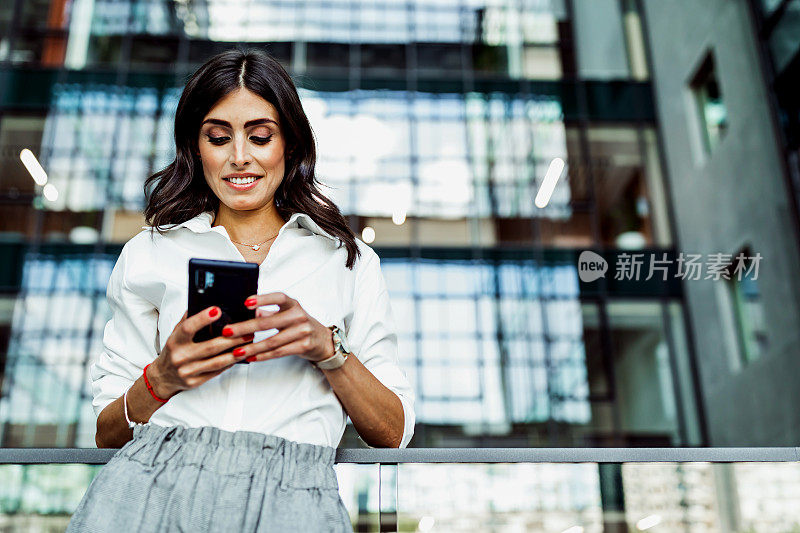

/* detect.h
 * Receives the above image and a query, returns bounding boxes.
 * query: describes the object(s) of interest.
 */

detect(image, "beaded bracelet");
[143,363,169,403]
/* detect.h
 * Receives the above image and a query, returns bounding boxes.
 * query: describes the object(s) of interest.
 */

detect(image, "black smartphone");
[188,258,259,363]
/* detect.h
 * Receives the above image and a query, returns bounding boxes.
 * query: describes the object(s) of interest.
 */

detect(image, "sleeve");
[345,250,416,448]
[89,242,160,418]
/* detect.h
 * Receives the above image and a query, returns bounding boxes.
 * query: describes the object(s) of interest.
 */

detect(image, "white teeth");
[229,177,257,185]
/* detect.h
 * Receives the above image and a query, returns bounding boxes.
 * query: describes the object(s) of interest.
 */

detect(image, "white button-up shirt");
[90,210,415,448]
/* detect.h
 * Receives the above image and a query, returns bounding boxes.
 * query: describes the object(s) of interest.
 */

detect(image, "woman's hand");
[220,293,334,364]
[223,293,405,447]
[148,306,255,398]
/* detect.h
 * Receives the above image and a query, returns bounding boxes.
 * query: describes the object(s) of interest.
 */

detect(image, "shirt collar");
[143,211,339,243]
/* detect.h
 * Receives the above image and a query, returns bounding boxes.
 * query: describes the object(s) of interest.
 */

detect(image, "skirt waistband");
[117,424,338,490]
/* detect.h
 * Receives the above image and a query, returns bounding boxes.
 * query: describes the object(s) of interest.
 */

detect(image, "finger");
[222,309,303,338]
[194,333,255,359]
[176,306,222,343]
[235,323,310,360]
[182,351,241,379]
[242,292,295,312]
[197,362,233,378]
[246,337,311,363]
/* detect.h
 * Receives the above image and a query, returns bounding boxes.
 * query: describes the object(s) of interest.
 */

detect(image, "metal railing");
[1,446,799,464]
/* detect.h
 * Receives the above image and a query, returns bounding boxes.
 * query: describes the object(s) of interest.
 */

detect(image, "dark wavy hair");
[144,48,360,269]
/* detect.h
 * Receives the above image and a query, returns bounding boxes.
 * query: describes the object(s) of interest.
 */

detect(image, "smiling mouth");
[223,176,262,185]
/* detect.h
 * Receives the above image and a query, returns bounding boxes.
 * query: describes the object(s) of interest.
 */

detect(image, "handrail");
[1,447,798,465]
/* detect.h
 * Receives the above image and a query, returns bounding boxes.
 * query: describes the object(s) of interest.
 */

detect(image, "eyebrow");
[201,118,278,128]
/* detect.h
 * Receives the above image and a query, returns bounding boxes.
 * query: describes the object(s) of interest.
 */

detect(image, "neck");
[212,202,286,244]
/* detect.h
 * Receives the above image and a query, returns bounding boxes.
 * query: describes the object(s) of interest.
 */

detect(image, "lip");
[223,174,262,191]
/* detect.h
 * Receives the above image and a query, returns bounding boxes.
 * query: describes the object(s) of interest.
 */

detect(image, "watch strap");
[314,350,348,370]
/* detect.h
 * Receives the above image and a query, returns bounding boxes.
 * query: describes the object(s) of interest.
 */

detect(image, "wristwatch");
[314,325,351,370]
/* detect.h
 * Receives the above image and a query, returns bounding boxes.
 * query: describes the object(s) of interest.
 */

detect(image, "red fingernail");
[222,326,234,337]
[233,347,246,357]
[246,356,257,363]
[243,334,255,342]
[209,307,219,318]
[244,297,257,307]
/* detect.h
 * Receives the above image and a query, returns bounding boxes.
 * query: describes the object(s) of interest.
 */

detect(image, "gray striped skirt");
[67,424,353,532]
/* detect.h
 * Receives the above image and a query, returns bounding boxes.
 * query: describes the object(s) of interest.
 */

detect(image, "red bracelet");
[143,363,169,403]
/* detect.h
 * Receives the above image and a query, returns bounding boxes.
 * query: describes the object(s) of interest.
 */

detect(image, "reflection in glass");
[623,462,800,533]
[39,84,172,212]
[600,301,684,445]
[84,0,567,47]
[386,257,590,441]
[585,127,659,249]
[335,463,381,531]
[397,463,602,532]
[1,461,798,532]
[0,252,594,448]
[0,254,115,448]
[24,81,669,249]
[37,85,575,224]
[0,463,99,527]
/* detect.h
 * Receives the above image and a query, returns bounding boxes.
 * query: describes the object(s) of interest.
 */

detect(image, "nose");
[229,136,253,168]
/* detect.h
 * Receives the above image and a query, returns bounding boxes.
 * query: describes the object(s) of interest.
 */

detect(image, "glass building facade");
[0,0,689,450]
[1,0,798,530]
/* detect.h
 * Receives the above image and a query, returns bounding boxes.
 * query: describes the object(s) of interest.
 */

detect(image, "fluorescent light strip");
[534,157,565,208]
[636,514,662,530]
[43,183,59,201]
[20,149,48,186]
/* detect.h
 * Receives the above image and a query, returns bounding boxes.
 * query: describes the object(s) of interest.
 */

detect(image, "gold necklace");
[229,231,280,251]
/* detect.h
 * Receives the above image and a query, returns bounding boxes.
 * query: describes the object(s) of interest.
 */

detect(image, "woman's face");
[197,87,288,212]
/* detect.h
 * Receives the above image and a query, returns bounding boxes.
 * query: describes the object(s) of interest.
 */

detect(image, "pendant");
[252,245,260,251]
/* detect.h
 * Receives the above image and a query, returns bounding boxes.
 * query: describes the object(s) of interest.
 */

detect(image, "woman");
[67,48,415,532]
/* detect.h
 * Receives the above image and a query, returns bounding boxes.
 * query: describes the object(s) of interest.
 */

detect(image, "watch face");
[333,326,350,354]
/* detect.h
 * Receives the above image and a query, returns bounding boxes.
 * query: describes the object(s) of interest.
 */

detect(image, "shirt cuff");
[355,391,415,449]
[397,393,415,448]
